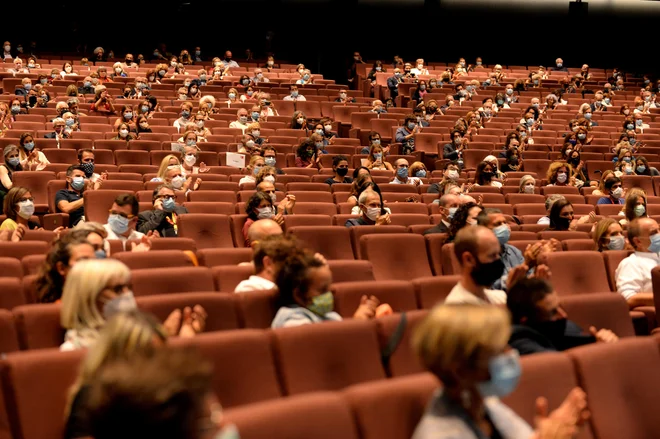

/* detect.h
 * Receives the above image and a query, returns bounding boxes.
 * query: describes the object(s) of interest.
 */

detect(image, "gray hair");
[67,97,79,105]
[358,188,379,206]
[545,194,566,211]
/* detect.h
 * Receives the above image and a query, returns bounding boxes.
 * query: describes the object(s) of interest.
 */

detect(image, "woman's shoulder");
[0,218,17,231]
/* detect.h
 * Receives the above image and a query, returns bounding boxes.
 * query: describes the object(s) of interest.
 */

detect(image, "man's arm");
[136,210,166,234]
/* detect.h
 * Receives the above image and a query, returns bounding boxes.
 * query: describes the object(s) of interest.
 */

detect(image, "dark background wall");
[6,0,660,81]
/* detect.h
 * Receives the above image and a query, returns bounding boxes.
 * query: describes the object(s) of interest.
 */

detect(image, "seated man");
[78,148,107,185]
[261,145,284,175]
[390,158,420,185]
[345,188,391,227]
[56,165,93,226]
[137,184,188,237]
[256,179,296,215]
[235,234,295,293]
[596,177,624,205]
[508,277,618,355]
[445,225,507,305]
[615,217,660,309]
[425,194,460,235]
[104,194,146,248]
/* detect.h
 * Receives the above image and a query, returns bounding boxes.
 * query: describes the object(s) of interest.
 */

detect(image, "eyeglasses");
[109,210,135,219]
[156,194,176,201]
[106,283,132,295]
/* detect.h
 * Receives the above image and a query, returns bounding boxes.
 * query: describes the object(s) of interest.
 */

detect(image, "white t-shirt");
[103,224,145,253]
[615,251,660,300]
[234,275,276,293]
[390,177,421,185]
[238,175,256,186]
[444,281,507,305]
[229,120,249,134]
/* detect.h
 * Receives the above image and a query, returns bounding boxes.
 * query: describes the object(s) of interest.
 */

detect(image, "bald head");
[247,219,283,246]
[628,217,659,252]
[454,225,500,267]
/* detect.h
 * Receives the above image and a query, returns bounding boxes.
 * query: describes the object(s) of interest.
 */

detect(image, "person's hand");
[413,178,421,186]
[506,263,529,290]
[163,309,182,337]
[589,326,619,343]
[376,212,391,225]
[273,213,284,226]
[145,230,160,238]
[533,397,578,439]
[182,176,193,191]
[193,178,202,191]
[131,236,152,252]
[548,387,590,428]
[198,161,209,173]
[524,241,545,266]
[353,295,377,320]
[476,194,484,205]
[281,194,296,212]
[178,306,197,338]
[154,198,164,211]
[534,264,552,281]
[191,304,207,333]
[101,171,109,180]
[0,230,9,241]
[10,224,27,242]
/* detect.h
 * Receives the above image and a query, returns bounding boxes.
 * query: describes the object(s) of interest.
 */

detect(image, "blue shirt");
[597,196,625,205]
[492,243,525,291]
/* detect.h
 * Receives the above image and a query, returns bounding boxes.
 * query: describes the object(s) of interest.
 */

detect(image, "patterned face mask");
[307,292,334,316]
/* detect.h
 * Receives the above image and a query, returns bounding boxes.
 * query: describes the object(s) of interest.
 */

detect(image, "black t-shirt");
[325,177,353,186]
[55,189,84,226]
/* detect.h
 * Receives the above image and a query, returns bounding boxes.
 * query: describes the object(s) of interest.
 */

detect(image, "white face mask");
[17,200,35,219]
[364,206,380,221]
[556,173,568,184]
[447,170,459,180]
[524,184,535,194]
[171,175,185,189]
[184,155,196,166]
[119,129,128,138]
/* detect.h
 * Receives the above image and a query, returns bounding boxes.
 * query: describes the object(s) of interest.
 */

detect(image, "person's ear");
[56,261,68,278]
[262,255,273,271]
[462,251,475,268]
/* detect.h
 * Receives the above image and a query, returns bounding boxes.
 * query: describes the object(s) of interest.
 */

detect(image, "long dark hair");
[245,191,273,221]
[548,199,573,231]
[449,202,483,239]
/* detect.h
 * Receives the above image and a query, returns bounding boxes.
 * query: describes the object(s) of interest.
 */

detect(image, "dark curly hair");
[245,191,273,221]
[449,202,483,240]
[275,248,325,309]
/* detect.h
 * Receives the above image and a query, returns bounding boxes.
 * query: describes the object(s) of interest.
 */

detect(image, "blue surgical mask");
[253,166,262,176]
[477,351,521,398]
[636,119,643,126]
[407,122,416,130]
[623,157,631,162]
[374,153,382,161]
[396,167,408,179]
[162,197,176,212]
[649,233,660,253]
[604,98,610,104]
[526,118,534,126]
[108,214,129,235]
[291,91,299,97]
[65,118,75,127]
[448,207,458,219]
[637,165,646,174]
[493,224,510,245]
[182,110,190,118]
[251,111,260,120]
[264,157,276,167]
[71,176,85,191]
[630,138,637,146]
[23,142,34,151]
[95,249,107,259]
[141,105,149,113]
[7,157,20,167]
[608,235,625,251]
[584,113,592,120]
[415,170,427,178]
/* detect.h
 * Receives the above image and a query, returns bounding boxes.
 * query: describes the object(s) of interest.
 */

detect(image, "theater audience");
[345,188,391,227]
[0,186,38,231]
[447,202,484,242]
[424,194,460,235]
[56,165,96,227]
[137,184,188,237]
[508,277,618,355]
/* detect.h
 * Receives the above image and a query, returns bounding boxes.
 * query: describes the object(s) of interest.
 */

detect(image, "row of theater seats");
[0,310,651,439]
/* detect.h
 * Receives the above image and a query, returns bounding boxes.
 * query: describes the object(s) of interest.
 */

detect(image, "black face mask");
[509,157,519,166]
[470,258,505,286]
[336,167,348,177]
[554,217,571,230]
[483,171,494,180]
[528,318,567,341]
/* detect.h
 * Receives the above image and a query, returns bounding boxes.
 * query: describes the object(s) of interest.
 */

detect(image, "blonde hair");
[60,259,131,332]
[248,154,265,170]
[518,175,536,192]
[592,218,618,251]
[74,221,108,239]
[156,154,180,180]
[65,310,167,417]
[412,304,510,381]
[199,95,215,109]
[256,166,277,185]
[546,161,573,184]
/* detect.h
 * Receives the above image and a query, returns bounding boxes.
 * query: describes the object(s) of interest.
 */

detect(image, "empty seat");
[424,233,449,275]
[0,242,49,260]
[562,239,597,251]
[342,373,438,439]
[176,214,235,249]
[0,309,19,354]
[12,303,63,350]
[560,293,635,338]
[288,226,355,259]
[332,281,418,318]
[272,319,386,395]
[131,267,215,297]
[326,260,375,283]
[225,392,359,439]
[349,226,408,258]
[359,234,432,280]
[0,257,22,278]
[113,250,195,270]
[375,310,429,377]
[413,275,461,309]
[198,248,253,267]
[545,251,611,295]
[282,214,333,229]
[0,277,26,309]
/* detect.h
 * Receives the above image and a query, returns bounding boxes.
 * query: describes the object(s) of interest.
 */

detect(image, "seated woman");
[483,155,506,180]
[180,146,208,177]
[591,170,615,196]
[271,246,384,328]
[112,122,136,141]
[635,156,660,176]
[347,173,385,214]
[621,188,648,225]
[593,218,629,251]
[411,304,588,439]
[408,161,428,180]
[364,143,394,172]
[151,155,181,182]
[470,161,502,189]
[294,139,322,170]
[547,199,580,231]
[500,147,522,173]
[243,191,284,246]
[18,133,50,171]
[60,259,206,351]
[238,155,265,187]
[448,202,484,242]
[518,174,536,194]
[36,231,96,303]
[428,162,460,194]
[546,161,582,188]
[0,186,39,231]
[64,311,168,439]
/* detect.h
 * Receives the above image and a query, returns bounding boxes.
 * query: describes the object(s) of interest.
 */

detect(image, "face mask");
[148,76,155,82]
[396,167,408,179]
[65,118,75,127]
[264,175,276,183]
[229,93,236,100]
[608,235,625,251]
[11,106,20,114]
[372,139,381,146]
[291,91,299,97]
[23,141,34,151]
[373,153,382,161]
[239,116,248,124]
[577,133,586,140]
[340,93,347,99]
[141,105,150,113]
[611,187,623,198]
[649,233,660,253]
[139,122,149,129]
[532,103,539,109]
[170,61,177,67]
[420,85,426,90]
[115,68,122,74]
[524,184,535,194]
[448,207,458,219]
[365,206,381,221]
[604,98,611,104]
[181,110,190,118]
[71,176,85,191]
[526,118,534,126]
[307,291,334,316]
[297,118,304,125]
[497,99,504,105]
[17,200,35,219]
[265,157,276,167]
[636,119,643,126]
[637,165,646,174]
[103,291,138,319]
[407,122,416,130]
[257,207,274,219]
[336,167,348,177]
[470,257,505,286]
[637,106,644,112]
[200,74,207,80]
[477,350,521,398]
[629,138,637,146]
[171,176,185,189]
[40,78,47,85]
[635,205,646,217]
[568,139,576,146]
[185,155,197,166]
[624,109,630,116]
[179,94,188,100]
[315,129,323,135]
[161,197,176,212]
[108,213,130,235]
[267,61,274,66]
[252,130,260,138]
[415,170,427,178]
[506,89,513,95]
[493,224,510,245]
[584,113,592,120]
[195,120,205,129]
[252,165,262,176]
[556,173,568,184]
[119,129,129,138]
[251,112,260,120]
[303,74,310,81]
[623,157,631,163]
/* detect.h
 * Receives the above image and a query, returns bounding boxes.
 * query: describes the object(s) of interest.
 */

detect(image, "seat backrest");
[332,281,418,318]
[502,351,595,439]
[272,319,386,395]
[349,225,407,259]
[0,257,22,279]
[359,234,432,280]
[83,189,129,223]
[224,392,359,439]
[374,310,429,377]
[211,265,255,293]
[326,260,374,283]
[424,233,449,276]
[602,250,632,291]
[545,251,611,295]
[113,250,194,270]
[562,238,597,251]
[560,293,635,338]
[0,277,25,310]
[567,338,660,439]
[288,226,354,260]
[176,214,235,249]
[413,275,461,309]
[537,231,590,241]
[342,373,438,439]
[169,329,282,408]
[0,349,84,439]
[0,309,18,354]
[197,248,253,267]
[12,303,63,350]
[136,292,240,332]
[131,267,215,296]
[0,242,49,260]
